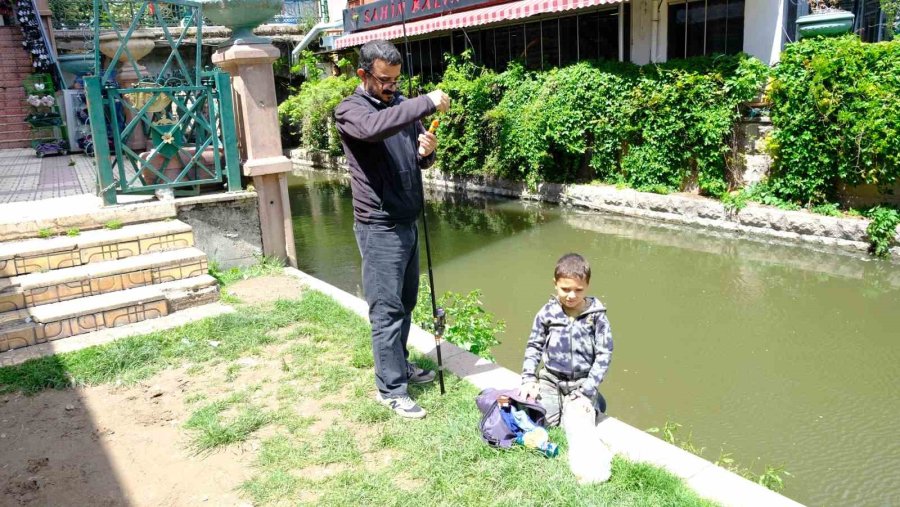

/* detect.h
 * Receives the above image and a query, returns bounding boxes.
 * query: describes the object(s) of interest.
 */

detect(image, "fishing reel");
[433,307,446,338]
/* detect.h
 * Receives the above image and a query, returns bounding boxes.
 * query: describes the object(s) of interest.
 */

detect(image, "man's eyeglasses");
[366,71,403,89]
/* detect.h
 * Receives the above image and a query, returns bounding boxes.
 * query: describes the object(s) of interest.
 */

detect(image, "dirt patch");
[0,371,253,507]
[0,274,398,506]
[225,275,305,306]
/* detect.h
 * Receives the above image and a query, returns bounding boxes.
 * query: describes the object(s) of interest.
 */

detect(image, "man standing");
[335,40,451,419]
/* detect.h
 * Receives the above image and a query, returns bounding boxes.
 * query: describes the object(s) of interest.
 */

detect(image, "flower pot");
[796,10,855,39]
[198,0,283,45]
[98,29,155,64]
[57,53,94,77]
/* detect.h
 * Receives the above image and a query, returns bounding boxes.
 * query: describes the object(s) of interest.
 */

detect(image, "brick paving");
[0,148,96,204]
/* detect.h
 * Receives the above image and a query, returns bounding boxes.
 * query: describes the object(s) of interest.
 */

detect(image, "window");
[525,21,542,69]
[668,0,744,59]
[560,16,579,65]
[597,8,620,60]
[578,12,601,60]
[542,19,561,68]
[401,6,631,78]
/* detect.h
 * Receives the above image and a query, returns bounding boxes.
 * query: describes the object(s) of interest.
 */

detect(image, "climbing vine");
[436,53,767,195]
[767,36,900,205]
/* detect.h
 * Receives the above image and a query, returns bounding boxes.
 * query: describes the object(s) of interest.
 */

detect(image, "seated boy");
[519,253,613,426]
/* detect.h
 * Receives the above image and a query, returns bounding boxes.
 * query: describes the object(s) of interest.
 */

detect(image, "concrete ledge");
[0,302,234,368]
[281,267,804,507]
[287,149,900,260]
[0,194,178,242]
[174,192,263,270]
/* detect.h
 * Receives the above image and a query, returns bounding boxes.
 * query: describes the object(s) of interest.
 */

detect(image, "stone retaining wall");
[287,148,900,260]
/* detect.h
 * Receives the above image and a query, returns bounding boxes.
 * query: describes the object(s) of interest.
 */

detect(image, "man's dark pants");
[354,221,419,398]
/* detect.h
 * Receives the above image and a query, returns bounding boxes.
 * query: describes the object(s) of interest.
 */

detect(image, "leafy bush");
[433,53,503,177]
[278,75,357,155]
[437,53,767,194]
[865,206,900,257]
[413,275,505,361]
[767,36,900,205]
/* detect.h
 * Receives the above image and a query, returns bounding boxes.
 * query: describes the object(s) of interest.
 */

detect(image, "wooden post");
[212,43,297,268]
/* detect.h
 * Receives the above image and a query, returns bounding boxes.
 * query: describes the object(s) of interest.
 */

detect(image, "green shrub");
[434,52,503,177]
[768,36,900,205]
[413,275,504,361]
[437,53,766,194]
[278,75,357,156]
[865,206,900,257]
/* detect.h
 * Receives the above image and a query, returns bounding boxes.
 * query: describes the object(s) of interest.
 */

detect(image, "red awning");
[335,0,623,49]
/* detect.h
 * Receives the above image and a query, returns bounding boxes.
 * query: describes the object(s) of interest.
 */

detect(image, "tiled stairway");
[0,26,33,150]
[0,217,219,353]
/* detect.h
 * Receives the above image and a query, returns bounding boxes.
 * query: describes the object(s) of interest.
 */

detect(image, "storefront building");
[332,0,893,81]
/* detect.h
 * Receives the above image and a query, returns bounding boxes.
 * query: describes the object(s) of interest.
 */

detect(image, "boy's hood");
[546,296,606,318]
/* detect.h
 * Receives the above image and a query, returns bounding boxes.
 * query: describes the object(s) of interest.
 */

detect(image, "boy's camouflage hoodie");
[521,296,613,399]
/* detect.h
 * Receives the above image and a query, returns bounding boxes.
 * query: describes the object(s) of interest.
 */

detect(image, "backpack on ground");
[475,387,547,449]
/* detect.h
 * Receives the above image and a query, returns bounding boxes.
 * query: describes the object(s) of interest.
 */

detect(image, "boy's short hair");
[554,253,591,283]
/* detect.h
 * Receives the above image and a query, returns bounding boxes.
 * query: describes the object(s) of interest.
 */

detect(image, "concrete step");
[0,220,194,278]
[0,247,209,312]
[0,275,219,353]
[0,139,30,149]
[0,194,178,242]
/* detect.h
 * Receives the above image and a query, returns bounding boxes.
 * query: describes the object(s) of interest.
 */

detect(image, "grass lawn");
[0,281,716,506]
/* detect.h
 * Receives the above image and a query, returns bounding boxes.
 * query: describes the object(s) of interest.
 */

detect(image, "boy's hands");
[519,381,540,401]
[567,390,593,415]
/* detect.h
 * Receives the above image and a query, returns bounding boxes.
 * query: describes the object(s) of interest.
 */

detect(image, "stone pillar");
[212,43,297,268]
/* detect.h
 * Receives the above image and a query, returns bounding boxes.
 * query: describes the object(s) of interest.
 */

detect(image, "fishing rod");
[400,2,446,395]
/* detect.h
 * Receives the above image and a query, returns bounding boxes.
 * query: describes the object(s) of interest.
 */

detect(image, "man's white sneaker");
[376,393,427,419]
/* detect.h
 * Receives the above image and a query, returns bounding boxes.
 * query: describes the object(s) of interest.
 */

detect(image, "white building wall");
[328,0,346,24]
[630,0,668,64]
[742,0,785,64]
[630,0,785,66]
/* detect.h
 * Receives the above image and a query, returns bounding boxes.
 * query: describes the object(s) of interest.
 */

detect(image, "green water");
[289,172,900,506]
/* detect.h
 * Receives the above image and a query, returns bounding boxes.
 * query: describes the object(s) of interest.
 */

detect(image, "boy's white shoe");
[376,393,427,419]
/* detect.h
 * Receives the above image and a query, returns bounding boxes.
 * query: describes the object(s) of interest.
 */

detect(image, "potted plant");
[796,0,856,39]
[24,81,62,126]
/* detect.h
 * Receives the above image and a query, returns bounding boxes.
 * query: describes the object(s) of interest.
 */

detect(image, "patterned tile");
[0,324,45,353]
[0,150,96,204]
[80,241,140,264]
[140,232,194,253]
[0,292,26,313]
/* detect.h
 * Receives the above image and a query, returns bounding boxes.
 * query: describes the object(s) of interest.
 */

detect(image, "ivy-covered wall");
[280,36,900,208]
[766,36,900,205]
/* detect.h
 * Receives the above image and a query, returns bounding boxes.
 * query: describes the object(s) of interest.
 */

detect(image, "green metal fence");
[84,0,241,205]
[51,0,319,29]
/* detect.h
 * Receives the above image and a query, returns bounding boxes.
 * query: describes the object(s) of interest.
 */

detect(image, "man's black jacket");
[334,86,436,225]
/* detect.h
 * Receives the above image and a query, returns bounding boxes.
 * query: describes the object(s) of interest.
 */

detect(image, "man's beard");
[366,82,393,102]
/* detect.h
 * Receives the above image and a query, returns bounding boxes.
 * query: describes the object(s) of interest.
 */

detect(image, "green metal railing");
[51,0,320,29]
[84,0,241,205]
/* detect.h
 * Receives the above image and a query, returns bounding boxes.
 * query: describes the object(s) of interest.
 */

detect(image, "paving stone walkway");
[0,148,96,204]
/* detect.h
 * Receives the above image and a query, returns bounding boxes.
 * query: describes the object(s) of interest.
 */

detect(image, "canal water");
[288,171,900,506]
